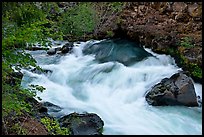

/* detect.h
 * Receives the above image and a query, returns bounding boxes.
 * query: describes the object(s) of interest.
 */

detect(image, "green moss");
[180,36,194,48]
[106,30,114,37]
[98,127,104,134]
[178,54,202,79]
[166,47,202,80]
[189,63,202,78]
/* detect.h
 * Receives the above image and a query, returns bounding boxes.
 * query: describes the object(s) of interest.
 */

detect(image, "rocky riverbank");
[92,2,202,83]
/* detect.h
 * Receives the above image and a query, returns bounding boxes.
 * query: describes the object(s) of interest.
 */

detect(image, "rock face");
[93,2,202,82]
[59,112,104,135]
[83,38,152,66]
[145,72,198,107]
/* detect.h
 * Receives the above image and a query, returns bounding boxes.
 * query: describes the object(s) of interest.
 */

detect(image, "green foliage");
[106,30,114,37]
[189,63,202,78]
[41,117,70,135]
[2,2,45,27]
[10,123,28,135]
[108,2,125,13]
[180,37,193,48]
[98,127,104,134]
[2,2,60,135]
[59,3,96,37]
[178,53,202,79]
[166,47,202,80]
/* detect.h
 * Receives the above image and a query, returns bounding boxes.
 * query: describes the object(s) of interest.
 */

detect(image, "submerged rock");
[82,38,152,66]
[59,112,104,135]
[145,71,198,107]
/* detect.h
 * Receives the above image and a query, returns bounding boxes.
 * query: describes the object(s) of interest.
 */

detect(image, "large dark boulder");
[145,72,199,107]
[47,48,57,55]
[59,112,104,135]
[82,38,152,66]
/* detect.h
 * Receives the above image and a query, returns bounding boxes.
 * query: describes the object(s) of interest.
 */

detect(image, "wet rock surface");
[47,48,57,55]
[83,38,152,66]
[145,71,198,107]
[31,67,53,75]
[59,112,104,135]
[60,42,74,54]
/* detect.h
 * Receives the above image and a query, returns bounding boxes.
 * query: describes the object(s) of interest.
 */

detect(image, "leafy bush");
[180,37,193,48]
[2,2,62,135]
[41,117,70,135]
[59,3,97,37]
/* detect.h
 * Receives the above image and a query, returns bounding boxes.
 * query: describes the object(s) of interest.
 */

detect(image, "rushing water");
[21,39,202,135]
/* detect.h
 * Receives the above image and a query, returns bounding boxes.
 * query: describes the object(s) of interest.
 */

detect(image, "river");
[21,39,202,135]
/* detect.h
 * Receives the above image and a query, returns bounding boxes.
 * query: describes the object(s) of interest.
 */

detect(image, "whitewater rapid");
[21,40,202,135]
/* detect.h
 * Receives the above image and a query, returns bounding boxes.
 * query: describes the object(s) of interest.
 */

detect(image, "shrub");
[180,37,193,48]
[41,117,70,135]
[59,3,96,37]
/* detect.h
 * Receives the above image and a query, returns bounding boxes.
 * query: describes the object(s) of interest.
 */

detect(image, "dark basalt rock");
[31,67,52,75]
[25,97,51,120]
[59,112,104,135]
[61,42,74,54]
[42,102,62,113]
[145,71,198,107]
[47,48,57,55]
[82,38,152,66]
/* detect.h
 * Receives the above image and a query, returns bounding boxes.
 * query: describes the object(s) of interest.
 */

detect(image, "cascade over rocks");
[82,38,152,66]
[145,71,198,107]
[59,112,104,135]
